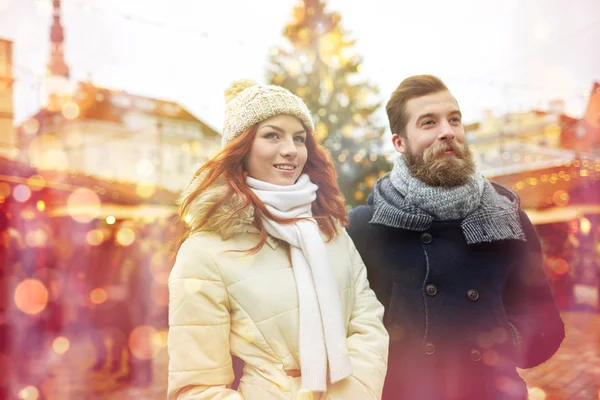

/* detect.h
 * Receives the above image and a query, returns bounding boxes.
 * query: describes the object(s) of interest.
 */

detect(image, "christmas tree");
[266,0,391,207]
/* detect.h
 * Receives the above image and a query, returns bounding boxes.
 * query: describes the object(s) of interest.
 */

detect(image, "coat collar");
[182,175,283,249]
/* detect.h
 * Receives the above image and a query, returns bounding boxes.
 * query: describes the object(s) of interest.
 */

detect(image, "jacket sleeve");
[167,236,243,400]
[503,211,565,369]
[326,231,389,399]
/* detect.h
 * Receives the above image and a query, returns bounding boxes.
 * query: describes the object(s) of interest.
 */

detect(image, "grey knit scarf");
[371,156,526,244]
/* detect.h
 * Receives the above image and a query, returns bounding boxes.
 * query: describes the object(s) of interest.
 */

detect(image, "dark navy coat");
[347,192,565,400]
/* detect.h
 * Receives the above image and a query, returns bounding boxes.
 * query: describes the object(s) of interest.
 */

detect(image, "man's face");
[391,90,475,187]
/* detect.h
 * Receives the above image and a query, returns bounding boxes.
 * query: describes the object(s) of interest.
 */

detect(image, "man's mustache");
[425,140,466,159]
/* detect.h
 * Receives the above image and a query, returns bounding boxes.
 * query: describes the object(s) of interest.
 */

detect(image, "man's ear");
[391,133,406,154]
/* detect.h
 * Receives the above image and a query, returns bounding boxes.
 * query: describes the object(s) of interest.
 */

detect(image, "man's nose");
[438,121,456,141]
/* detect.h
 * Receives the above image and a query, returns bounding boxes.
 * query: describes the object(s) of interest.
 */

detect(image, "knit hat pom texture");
[224,79,257,104]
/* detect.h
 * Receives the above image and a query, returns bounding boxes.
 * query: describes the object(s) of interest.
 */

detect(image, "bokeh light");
[20,208,36,221]
[129,325,160,360]
[155,330,169,349]
[90,288,108,305]
[491,327,508,344]
[136,181,156,198]
[21,117,40,135]
[27,175,46,191]
[86,229,105,246]
[552,190,569,206]
[116,227,136,246]
[515,181,525,190]
[18,386,40,400]
[25,228,48,247]
[52,336,70,354]
[477,332,495,349]
[61,101,80,119]
[67,188,101,223]
[14,279,49,315]
[483,350,499,366]
[106,215,116,225]
[528,387,546,400]
[580,217,591,236]
[318,31,343,66]
[551,258,570,275]
[13,184,32,202]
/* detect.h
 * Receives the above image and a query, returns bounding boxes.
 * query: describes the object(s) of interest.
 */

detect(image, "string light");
[508,159,600,192]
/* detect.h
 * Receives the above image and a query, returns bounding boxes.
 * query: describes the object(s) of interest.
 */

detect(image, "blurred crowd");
[1,209,177,398]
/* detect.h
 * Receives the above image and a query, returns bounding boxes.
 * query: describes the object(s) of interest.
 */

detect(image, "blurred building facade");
[18,82,221,192]
[15,0,221,193]
[0,38,16,159]
[467,87,600,311]
[466,100,585,178]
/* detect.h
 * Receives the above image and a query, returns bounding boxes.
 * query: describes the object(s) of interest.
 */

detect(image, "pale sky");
[1,0,599,133]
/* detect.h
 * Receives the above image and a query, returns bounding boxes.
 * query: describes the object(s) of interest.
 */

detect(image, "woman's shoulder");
[171,232,240,273]
[325,222,354,249]
[170,233,219,280]
[185,231,255,253]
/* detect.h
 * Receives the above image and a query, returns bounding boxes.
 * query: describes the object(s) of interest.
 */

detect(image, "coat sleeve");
[167,236,244,400]
[502,211,565,369]
[326,231,389,399]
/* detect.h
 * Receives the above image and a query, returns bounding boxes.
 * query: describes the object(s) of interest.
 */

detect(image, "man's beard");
[404,139,476,187]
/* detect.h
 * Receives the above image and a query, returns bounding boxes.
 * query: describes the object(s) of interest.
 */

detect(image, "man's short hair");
[386,75,449,137]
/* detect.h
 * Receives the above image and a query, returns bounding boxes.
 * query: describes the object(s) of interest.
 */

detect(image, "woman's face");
[245,114,308,186]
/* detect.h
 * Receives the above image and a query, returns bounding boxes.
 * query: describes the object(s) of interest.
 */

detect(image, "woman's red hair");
[174,123,348,254]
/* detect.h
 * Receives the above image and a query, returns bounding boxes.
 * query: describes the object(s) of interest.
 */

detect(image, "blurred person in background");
[88,223,131,375]
[0,212,14,399]
[115,221,155,387]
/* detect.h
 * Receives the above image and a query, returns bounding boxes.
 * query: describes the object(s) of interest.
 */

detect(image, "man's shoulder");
[489,180,521,204]
[347,205,374,227]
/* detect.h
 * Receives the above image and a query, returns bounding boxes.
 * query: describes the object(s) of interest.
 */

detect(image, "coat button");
[426,284,438,296]
[420,233,433,244]
[471,349,482,361]
[467,289,480,301]
[424,342,435,355]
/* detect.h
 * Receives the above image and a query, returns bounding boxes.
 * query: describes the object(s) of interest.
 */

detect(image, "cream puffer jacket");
[167,179,389,399]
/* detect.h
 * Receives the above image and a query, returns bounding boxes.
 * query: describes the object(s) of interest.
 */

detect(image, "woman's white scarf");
[246,174,352,392]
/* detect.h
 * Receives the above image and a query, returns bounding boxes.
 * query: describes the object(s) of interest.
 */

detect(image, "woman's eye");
[294,136,306,143]
[265,133,278,139]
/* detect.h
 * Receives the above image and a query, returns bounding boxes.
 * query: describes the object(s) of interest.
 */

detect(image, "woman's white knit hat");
[221,79,315,146]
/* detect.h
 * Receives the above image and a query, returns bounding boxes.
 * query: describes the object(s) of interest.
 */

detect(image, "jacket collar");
[182,175,283,248]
